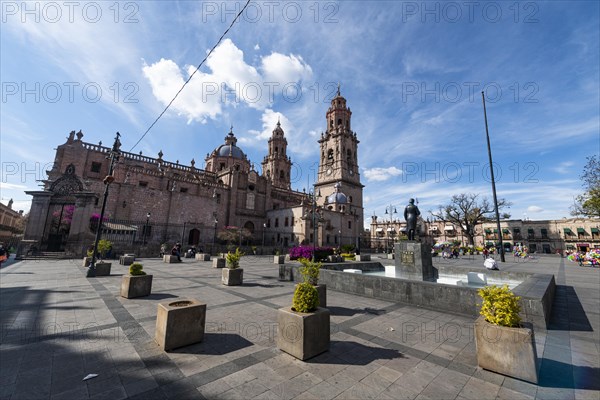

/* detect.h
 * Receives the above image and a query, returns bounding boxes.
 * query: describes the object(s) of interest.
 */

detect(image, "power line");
[129,0,252,152]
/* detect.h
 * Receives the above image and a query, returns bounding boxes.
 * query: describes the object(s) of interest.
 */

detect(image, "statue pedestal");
[394,241,436,281]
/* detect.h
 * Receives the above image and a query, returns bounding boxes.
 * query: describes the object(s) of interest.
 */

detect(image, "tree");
[571,156,600,218]
[217,226,252,247]
[430,193,511,245]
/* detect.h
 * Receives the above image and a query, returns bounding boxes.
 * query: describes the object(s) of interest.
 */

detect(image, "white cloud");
[254,44,260,50]
[142,39,313,123]
[261,53,313,85]
[363,167,403,182]
[552,161,575,174]
[242,109,291,144]
[142,58,222,124]
[527,205,544,213]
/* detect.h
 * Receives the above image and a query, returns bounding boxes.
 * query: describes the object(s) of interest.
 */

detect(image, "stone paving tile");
[336,381,385,399]
[458,376,501,399]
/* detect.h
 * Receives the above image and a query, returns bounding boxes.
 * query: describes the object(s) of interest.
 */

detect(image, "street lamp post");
[311,187,321,262]
[384,204,397,253]
[87,132,121,278]
[143,212,151,245]
[213,218,218,253]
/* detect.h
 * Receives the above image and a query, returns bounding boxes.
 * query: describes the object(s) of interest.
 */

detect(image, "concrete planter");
[155,299,206,351]
[356,254,371,261]
[222,268,243,286]
[94,262,111,276]
[212,258,226,268]
[315,284,327,308]
[121,274,153,298]
[474,316,538,384]
[195,253,211,261]
[277,306,330,360]
[387,253,395,259]
[163,255,180,263]
[274,255,285,264]
[119,255,135,265]
[83,257,92,267]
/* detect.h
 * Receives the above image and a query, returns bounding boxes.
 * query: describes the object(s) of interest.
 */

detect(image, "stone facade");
[24,91,364,255]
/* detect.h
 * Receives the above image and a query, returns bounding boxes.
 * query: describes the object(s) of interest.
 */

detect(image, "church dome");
[213,128,246,159]
[216,143,245,159]
[327,182,347,204]
[327,191,347,204]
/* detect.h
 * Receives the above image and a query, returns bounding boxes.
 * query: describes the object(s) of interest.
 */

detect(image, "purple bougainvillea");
[289,246,334,261]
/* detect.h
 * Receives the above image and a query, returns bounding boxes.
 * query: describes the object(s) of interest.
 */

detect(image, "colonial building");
[0,199,24,248]
[370,213,600,254]
[22,89,364,256]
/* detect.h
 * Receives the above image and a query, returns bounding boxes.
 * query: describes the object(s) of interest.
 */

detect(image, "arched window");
[338,118,342,126]
[279,170,285,179]
[327,149,334,160]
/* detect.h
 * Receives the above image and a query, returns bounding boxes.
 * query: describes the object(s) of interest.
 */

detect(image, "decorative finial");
[190,158,195,167]
[76,130,83,141]
[158,150,163,160]
[277,116,281,126]
[337,82,341,96]
[229,125,234,134]
[98,140,102,146]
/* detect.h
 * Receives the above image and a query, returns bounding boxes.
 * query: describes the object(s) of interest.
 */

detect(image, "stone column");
[23,191,53,241]
[65,192,97,256]
[394,241,436,281]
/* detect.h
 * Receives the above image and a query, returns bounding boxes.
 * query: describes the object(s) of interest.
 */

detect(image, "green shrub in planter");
[478,284,521,327]
[226,248,244,269]
[129,262,146,276]
[292,282,319,313]
[298,257,321,285]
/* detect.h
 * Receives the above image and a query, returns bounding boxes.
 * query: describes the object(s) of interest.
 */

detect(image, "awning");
[444,226,454,231]
[493,229,498,233]
[577,228,585,233]
[399,227,407,232]
[429,226,438,231]
[592,228,599,234]
[577,243,590,247]
[502,229,510,234]
[484,229,492,233]
[563,228,573,234]
[386,227,395,232]
[486,242,494,246]
[375,228,384,232]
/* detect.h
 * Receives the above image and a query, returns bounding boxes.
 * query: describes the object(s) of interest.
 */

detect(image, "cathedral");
[23,89,364,256]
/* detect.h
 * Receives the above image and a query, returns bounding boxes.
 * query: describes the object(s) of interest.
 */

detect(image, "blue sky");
[1,1,599,227]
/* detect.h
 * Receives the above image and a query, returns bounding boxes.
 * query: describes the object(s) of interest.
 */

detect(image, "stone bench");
[163,255,181,263]
[355,254,371,261]
[195,253,211,261]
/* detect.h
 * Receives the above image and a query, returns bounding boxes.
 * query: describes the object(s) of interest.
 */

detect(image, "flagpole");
[481,92,505,262]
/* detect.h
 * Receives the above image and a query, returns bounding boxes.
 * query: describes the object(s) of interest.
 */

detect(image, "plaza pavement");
[0,253,598,400]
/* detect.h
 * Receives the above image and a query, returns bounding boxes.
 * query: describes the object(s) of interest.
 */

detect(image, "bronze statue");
[404,198,420,240]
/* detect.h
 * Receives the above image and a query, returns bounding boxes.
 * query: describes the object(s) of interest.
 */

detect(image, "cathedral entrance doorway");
[188,228,200,245]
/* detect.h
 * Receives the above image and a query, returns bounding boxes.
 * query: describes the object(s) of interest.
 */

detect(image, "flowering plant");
[289,246,334,261]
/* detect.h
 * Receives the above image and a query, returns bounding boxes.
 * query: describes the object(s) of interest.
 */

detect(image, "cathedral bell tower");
[314,85,363,213]
[261,119,292,189]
